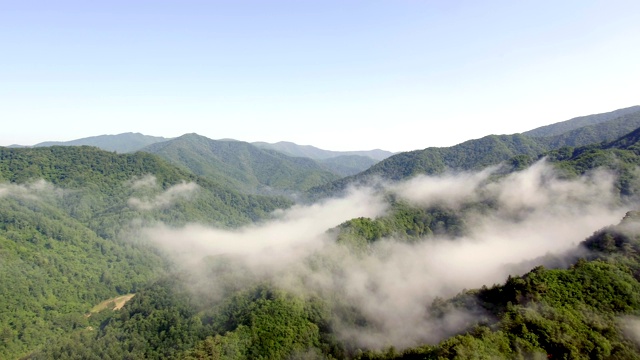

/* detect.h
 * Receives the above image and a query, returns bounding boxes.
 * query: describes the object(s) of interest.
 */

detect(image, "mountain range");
[309,105,640,198]
[140,133,341,195]
[3,104,640,359]
[32,132,170,153]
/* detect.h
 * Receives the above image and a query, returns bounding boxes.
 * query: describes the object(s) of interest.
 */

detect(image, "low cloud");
[0,179,65,200]
[143,187,388,269]
[140,160,629,350]
[128,174,158,189]
[620,316,640,346]
[390,166,497,209]
[128,181,199,210]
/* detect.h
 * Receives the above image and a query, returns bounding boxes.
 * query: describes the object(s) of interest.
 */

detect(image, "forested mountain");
[537,108,640,149]
[317,155,379,176]
[33,132,170,153]
[141,133,340,194]
[252,141,394,160]
[0,146,290,229]
[0,146,293,359]
[18,126,640,359]
[354,211,640,359]
[309,134,547,198]
[7,109,640,359]
[334,125,640,255]
[523,105,640,138]
[310,107,640,199]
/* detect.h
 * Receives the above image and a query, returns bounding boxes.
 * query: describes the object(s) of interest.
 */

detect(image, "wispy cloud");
[0,179,65,200]
[128,179,199,211]
[140,160,628,350]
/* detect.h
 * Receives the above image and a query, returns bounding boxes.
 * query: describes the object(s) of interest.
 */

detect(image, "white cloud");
[128,181,199,210]
[140,160,628,350]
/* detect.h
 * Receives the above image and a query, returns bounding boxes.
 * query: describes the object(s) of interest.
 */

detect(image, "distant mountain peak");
[32,132,171,153]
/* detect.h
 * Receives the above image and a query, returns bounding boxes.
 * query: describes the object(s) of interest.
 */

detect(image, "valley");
[3,106,640,359]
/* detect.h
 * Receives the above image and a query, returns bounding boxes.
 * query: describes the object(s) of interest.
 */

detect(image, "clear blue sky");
[2,0,639,152]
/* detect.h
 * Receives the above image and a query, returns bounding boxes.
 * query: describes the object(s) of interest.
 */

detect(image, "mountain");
[23,128,640,359]
[309,106,640,199]
[8,107,640,359]
[252,141,394,160]
[316,155,379,176]
[33,132,170,153]
[523,105,640,138]
[141,133,340,195]
[607,126,640,150]
[537,108,640,149]
[308,133,547,198]
[354,212,640,359]
[0,145,293,359]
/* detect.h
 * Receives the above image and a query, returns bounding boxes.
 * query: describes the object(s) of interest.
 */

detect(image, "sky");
[1,0,639,152]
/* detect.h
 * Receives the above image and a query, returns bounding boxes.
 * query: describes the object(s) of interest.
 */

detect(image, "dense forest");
[3,108,640,359]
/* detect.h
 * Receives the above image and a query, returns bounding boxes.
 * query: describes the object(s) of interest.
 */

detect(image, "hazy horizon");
[2,1,640,152]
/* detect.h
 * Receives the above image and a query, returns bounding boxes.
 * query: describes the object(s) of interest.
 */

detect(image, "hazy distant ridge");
[33,132,170,153]
[523,105,640,138]
[252,141,394,160]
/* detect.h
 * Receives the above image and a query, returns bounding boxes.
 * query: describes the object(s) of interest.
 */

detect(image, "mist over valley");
[3,106,640,359]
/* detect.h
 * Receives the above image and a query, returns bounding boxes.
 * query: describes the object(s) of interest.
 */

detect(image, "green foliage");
[0,146,293,359]
[309,133,548,199]
[28,278,211,360]
[539,110,640,149]
[0,196,164,358]
[524,106,640,138]
[0,146,292,233]
[9,121,640,359]
[141,134,340,194]
[310,110,640,200]
[357,214,640,360]
[334,200,468,253]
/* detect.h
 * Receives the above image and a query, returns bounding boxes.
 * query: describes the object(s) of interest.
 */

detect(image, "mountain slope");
[523,105,640,138]
[537,109,640,149]
[346,212,640,359]
[0,146,291,232]
[308,133,547,197]
[309,107,640,199]
[34,132,170,153]
[0,145,293,359]
[316,155,379,177]
[252,141,394,160]
[142,134,340,194]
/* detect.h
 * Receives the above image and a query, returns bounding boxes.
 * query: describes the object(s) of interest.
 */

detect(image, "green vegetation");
[0,146,291,359]
[523,105,640,138]
[355,212,640,359]
[310,107,640,199]
[335,201,466,252]
[252,141,393,161]
[539,109,640,149]
[6,116,640,359]
[0,194,165,358]
[142,133,340,194]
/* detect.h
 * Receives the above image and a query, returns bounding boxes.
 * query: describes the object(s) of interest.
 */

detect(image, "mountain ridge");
[524,105,640,138]
[308,106,640,199]
[140,133,341,195]
[33,132,171,153]
[252,140,394,160]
